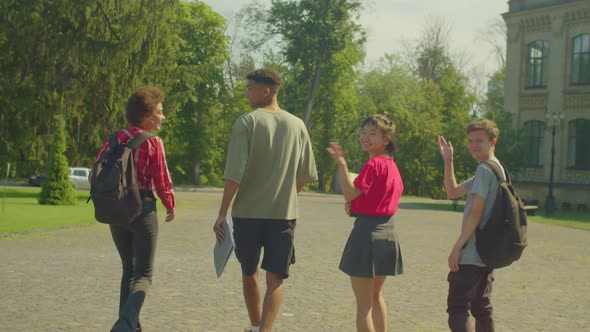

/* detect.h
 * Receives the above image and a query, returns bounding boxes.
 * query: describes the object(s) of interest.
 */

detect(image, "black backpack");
[476,160,528,269]
[89,131,153,225]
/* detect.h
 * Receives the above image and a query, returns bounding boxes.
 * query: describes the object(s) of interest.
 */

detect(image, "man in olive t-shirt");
[213,68,317,332]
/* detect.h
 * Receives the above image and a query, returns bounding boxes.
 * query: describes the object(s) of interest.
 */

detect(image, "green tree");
[265,0,365,130]
[73,0,181,167]
[415,18,454,84]
[413,18,477,188]
[242,0,366,191]
[0,0,70,175]
[484,67,527,173]
[301,28,365,190]
[163,1,229,185]
[356,55,445,196]
[0,0,181,177]
[40,112,76,205]
[240,2,365,114]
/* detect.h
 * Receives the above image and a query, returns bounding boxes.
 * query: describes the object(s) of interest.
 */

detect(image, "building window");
[522,120,545,168]
[527,40,548,88]
[567,119,590,170]
[572,34,590,85]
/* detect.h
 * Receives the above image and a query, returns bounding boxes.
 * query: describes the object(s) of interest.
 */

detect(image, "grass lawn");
[0,187,191,235]
[2,187,589,234]
[0,187,96,234]
[399,201,466,212]
[0,187,213,235]
[528,210,590,231]
[399,198,590,231]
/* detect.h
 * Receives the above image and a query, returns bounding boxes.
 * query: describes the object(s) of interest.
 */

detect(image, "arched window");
[527,40,548,88]
[572,34,590,85]
[522,120,545,167]
[567,119,590,170]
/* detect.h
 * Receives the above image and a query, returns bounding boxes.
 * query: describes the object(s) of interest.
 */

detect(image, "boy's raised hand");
[438,135,454,161]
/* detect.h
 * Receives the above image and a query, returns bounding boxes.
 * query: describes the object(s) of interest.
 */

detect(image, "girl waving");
[326,114,404,332]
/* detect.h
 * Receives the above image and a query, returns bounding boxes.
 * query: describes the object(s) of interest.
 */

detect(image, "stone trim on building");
[503,0,590,209]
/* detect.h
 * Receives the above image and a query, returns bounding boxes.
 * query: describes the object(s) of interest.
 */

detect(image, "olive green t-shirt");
[223,108,318,219]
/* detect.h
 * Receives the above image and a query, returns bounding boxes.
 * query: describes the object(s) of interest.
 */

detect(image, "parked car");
[28,174,47,186]
[69,167,91,190]
[28,167,91,189]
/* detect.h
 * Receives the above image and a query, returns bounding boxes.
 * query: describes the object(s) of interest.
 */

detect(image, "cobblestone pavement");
[0,190,589,332]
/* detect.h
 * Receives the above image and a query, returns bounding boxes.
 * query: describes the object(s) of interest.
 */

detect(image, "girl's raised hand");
[326,142,346,165]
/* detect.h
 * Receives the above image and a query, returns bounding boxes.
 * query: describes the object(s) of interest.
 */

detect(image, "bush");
[40,113,76,205]
[207,173,223,186]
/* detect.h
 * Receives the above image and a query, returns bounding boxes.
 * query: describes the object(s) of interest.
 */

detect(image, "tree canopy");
[0,1,515,200]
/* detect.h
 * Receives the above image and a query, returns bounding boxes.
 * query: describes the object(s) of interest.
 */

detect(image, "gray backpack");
[89,131,153,224]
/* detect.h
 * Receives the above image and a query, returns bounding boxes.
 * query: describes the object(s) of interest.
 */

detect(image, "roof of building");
[508,0,581,12]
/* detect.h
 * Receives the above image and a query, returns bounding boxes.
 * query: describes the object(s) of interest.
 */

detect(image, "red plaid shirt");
[94,126,175,210]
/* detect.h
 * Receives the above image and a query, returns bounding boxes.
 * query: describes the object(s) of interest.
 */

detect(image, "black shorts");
[232,218,296,278]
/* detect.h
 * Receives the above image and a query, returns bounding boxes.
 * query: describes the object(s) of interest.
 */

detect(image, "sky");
[200,0,509,84]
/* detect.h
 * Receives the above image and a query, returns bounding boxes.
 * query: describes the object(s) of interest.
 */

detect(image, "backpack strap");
[483,160,511,184]
[108,132,120,150]
[498,160,513,184]
[127,131,154,150]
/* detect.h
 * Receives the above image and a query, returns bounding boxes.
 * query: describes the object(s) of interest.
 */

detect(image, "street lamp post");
[544,110,565,215]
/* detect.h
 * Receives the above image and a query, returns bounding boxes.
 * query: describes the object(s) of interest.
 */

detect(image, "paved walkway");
[0,190,588,331]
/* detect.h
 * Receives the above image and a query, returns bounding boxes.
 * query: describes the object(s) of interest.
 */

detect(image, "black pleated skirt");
[339,214,403,278]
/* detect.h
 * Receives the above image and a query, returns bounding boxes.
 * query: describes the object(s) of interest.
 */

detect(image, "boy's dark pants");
[109,197,158,332]
[447,264,494,332]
